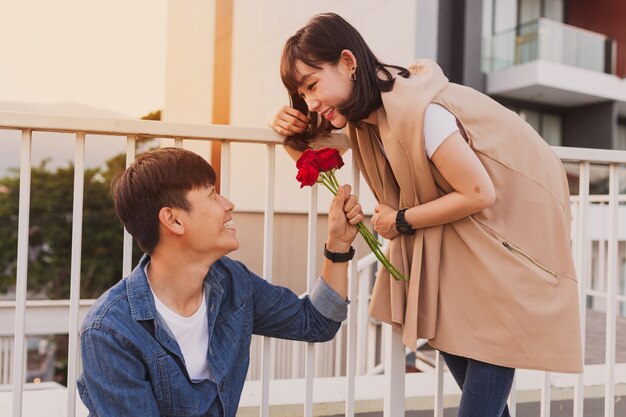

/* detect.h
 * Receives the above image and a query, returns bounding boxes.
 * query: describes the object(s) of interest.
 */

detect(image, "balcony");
[483,18,612,74]
[482,18,626,111]
[0,111,626,416]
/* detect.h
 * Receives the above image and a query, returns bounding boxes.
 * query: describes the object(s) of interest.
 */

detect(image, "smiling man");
[77,147,362,417]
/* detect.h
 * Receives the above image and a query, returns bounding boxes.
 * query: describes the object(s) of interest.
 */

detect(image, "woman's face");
[294,59,354,128]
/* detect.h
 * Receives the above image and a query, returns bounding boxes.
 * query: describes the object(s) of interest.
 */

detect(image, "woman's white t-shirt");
[423,103,459,159]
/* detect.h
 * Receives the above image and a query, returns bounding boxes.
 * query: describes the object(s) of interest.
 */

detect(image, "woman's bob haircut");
[280,13,408,150]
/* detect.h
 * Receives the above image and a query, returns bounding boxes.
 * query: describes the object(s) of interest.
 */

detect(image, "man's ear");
[159,207,184,235]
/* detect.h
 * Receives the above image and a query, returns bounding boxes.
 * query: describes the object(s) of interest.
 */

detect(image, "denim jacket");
[77,254,347,417]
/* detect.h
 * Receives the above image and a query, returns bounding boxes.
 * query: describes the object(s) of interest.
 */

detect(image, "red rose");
[314,148,344,171]
[296,149,317,169]
[296,161,319,188]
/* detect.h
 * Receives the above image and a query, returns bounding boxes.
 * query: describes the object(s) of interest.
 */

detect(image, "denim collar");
[126,254,225,322]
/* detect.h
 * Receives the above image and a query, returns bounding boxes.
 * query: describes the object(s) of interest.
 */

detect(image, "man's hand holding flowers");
[327,184,362,253]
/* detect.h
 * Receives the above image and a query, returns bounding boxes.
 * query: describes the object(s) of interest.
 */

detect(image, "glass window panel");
[519,0,541,24]
[494,0,518,33]
[543,0,564,22]
[541,113,562,146]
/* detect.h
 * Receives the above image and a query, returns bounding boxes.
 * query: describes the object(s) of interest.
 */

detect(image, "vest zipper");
[502,241,558,278]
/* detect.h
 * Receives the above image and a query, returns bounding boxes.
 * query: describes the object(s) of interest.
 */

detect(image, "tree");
[0,153,142,300]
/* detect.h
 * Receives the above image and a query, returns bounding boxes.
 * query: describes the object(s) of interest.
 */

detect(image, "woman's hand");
[267,105,309,136]
[371,203,400,240]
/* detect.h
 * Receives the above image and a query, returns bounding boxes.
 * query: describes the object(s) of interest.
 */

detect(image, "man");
[77,147,361,416]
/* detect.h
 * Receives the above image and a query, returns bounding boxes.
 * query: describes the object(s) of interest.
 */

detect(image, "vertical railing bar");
[355,265,372,375]
[291,340,301,378]
[605,163,618,417]
[304,185,318,417]
[599,235,607,298]
[259,144,274,417]
[66,132,85,417]
[367,315,377,371]
[434,350,444,417]
[540,372,551,417]
[334,325,343,376]
[2,337,9,384]
[345,164,360,417]
[356,261,369,375]
[574,161,590,417]
[11,129,31,417]
[122,136,136,277]
[383,323,405,417]
[508,373,517,417]
[174,138,183,148]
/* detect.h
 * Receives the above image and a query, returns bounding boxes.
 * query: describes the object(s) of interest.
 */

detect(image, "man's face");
[178,185,239,258]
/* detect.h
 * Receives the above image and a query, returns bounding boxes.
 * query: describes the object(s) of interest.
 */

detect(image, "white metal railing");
[1,111,625,417]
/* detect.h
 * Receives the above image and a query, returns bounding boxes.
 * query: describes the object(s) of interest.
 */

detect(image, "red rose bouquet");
[296,148,407,282]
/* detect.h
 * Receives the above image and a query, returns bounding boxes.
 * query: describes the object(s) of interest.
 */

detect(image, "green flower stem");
[317,171,408,282]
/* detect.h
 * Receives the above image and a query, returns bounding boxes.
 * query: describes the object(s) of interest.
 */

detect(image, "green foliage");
[0,153,142,299]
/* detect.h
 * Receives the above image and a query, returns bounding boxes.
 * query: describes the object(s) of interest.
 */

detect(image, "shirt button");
[210,304,215,312]
[209,347,214,355]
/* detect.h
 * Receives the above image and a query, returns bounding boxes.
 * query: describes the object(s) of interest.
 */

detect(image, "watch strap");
[396,207,415,234]
[323,244,355,262]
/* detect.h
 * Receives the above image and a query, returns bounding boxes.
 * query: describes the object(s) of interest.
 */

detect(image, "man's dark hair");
[111,147,216,254]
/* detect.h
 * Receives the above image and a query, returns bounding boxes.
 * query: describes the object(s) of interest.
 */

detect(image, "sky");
[0,0,167,118]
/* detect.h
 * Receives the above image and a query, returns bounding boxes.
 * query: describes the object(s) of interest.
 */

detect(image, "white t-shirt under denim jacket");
[146,263,213,382]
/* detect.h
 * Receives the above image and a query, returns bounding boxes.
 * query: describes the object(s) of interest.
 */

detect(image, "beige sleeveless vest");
[346,59,582,373]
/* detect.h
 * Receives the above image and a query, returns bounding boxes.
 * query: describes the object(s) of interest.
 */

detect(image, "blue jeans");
[441,351,515,417]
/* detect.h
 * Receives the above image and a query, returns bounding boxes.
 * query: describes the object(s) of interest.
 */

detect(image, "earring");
[349,65,358,82]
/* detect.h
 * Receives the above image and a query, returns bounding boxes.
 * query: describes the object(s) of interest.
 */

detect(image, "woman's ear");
[340,49,358,73]
[159,207,184,235]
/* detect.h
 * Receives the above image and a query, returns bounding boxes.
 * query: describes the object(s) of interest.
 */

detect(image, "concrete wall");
[163,0,216,158]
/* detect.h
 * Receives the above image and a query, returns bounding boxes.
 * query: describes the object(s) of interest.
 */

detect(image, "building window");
[518,108,562,146]
[489,0,564,34]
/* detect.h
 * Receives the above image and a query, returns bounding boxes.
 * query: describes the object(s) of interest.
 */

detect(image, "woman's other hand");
[371,203,400,240]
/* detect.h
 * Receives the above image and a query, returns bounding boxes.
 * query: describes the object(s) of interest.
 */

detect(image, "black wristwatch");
[324,244,355,262]
[396,208,415,234]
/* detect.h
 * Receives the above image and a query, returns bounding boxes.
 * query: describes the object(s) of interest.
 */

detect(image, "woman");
[269,12,582,417]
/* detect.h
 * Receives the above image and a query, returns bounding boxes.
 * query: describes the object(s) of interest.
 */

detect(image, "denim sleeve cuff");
[309,276,350,322]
